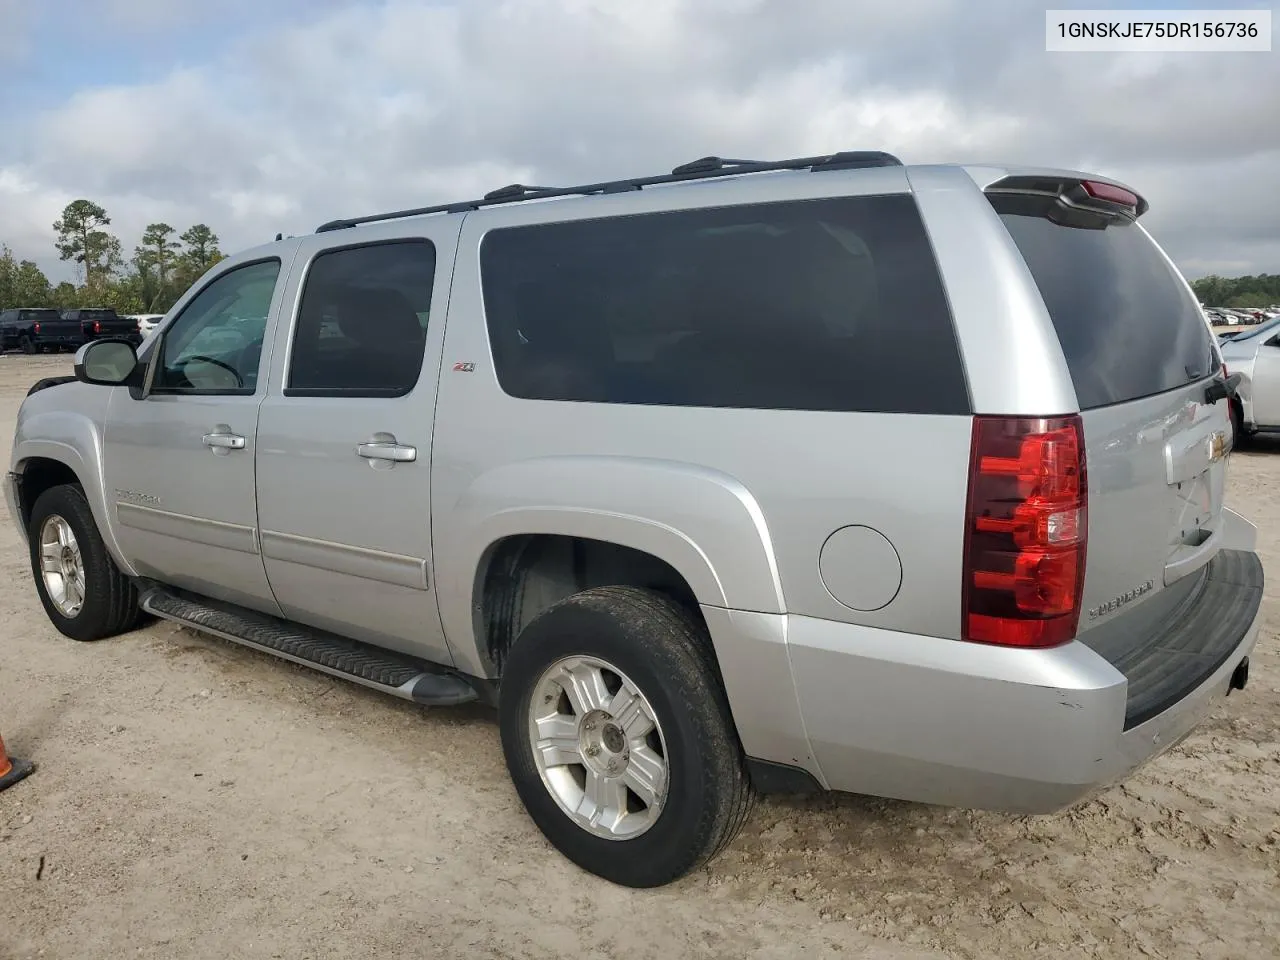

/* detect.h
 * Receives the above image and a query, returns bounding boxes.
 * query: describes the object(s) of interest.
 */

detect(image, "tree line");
[1190,274,1280,309]
[0,199,225,315]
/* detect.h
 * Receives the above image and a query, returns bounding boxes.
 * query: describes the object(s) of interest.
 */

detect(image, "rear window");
[991,194,1217,410]
[479,195,969,414]
[21,309,60,320]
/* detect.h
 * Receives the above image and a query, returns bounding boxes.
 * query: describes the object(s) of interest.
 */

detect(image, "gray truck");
[62,308,143,346]
[6,152,1263,888]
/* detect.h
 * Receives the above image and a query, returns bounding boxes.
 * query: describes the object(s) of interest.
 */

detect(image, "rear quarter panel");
[430,170,984,682]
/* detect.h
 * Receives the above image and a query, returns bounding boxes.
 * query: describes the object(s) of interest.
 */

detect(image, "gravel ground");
[1,354,1277,960]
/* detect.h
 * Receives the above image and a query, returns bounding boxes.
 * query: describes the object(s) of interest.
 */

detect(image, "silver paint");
[8,158,1263,814]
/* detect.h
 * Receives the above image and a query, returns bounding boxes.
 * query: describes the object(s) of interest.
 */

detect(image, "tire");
[20,336,35,355]
[1230,399,1250,449]
[27,483,144,642]
[498,585,754,888]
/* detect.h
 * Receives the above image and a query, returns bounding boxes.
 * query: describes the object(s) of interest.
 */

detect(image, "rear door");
[254,225,459,666]
[989,190,1229,616]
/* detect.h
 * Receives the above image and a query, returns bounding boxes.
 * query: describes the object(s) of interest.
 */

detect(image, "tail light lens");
[1080,180,1139,209]
[33,322,41,334]
[92,320,102,334]
[962,415,1088,648]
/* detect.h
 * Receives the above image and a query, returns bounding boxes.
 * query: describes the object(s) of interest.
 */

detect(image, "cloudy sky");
[1,0,1276,282]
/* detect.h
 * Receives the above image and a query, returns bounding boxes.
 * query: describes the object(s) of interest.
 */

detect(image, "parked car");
[130,314,166,338]
[0,307,82,353]
[1219,314,1280,443]
[63,307,142,346]
[6,152,1262,888]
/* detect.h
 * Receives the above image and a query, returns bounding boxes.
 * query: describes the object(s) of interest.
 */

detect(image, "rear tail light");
[33,322,41,334]
[962,415,1088,648]
[92,320,102,334]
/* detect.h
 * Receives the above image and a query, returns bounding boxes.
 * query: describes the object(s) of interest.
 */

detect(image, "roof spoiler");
[984,173,1149,218]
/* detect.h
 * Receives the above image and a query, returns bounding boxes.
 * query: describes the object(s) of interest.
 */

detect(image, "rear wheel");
[20,336,35,355]
[498,585,754,888]
[28,484,144,642]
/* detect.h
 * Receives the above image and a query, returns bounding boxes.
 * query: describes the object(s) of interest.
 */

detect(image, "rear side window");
[991,194,1217,410]
[479,195,969,414]
[287,240,436,398]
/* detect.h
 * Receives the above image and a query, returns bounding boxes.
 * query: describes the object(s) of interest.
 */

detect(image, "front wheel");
[498,585,754,888]
[27,484,144,642]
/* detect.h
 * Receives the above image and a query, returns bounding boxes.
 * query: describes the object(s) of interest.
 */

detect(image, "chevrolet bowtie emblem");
[1208,430,1227,462]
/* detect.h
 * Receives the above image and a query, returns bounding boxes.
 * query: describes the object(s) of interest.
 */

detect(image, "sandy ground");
[1,353,1277,960]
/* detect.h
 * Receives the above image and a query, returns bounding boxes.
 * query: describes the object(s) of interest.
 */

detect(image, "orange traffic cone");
[0,729,34,792]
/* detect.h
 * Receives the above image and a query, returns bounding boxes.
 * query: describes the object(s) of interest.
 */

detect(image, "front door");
[254,227,458,665]
[103,254,295,612]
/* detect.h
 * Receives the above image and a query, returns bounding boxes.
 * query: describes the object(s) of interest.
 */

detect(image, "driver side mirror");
[74,339,139,386]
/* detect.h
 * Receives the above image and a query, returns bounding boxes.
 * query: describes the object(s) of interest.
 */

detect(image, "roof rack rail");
[314,149,903,233]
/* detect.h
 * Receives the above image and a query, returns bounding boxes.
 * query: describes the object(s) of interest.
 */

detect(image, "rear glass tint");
[991,194,1216,410]
[480,195,969,414]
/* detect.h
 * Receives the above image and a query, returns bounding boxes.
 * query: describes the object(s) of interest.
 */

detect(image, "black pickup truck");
[63,307,142,346]
[0,307,83,353]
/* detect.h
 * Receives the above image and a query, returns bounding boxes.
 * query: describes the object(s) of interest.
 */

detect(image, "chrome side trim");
[260,529,429,590]
[116,501,258,554]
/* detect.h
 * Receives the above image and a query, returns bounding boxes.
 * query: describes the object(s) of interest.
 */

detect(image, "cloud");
[2,0,1277,281]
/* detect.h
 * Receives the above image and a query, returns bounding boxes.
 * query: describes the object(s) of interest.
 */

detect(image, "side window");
[153,259,281,395]
[285,239,436,398]
[479,195,969,414]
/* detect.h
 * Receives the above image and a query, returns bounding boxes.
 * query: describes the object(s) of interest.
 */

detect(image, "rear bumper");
[779,551,1262,813]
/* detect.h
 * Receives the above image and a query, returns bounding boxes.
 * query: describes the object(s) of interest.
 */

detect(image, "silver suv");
[6,152,1263,888]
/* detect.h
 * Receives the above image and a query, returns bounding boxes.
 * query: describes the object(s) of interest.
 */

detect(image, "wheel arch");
[436,455,786,680]
[433,457,818,785]
[11,438,136,577]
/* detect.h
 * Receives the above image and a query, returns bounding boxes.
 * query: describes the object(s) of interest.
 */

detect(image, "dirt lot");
[1,353,1277,960]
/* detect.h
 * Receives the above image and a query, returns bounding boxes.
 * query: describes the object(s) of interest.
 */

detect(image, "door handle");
[203,432,245,450]
[356,439,417,463]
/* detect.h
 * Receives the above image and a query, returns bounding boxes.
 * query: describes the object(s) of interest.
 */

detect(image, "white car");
[130,314,166,338]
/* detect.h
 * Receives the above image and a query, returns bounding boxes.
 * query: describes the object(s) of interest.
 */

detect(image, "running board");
[138,586,478,706]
